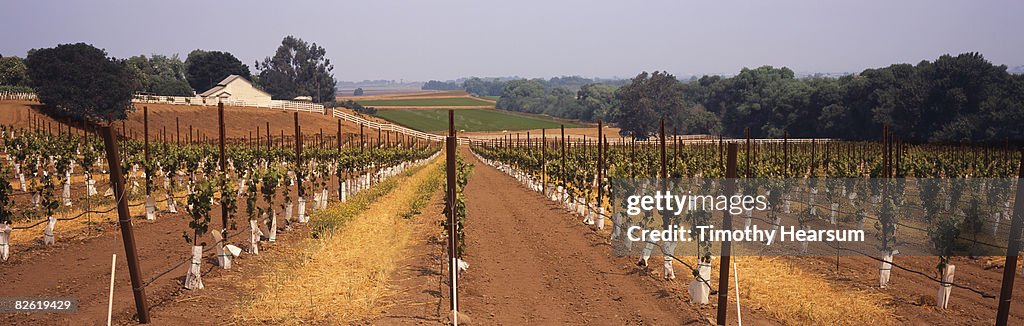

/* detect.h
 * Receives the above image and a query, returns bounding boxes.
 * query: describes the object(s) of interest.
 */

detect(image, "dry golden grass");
[237,158,443,324]
[677,256,897,325]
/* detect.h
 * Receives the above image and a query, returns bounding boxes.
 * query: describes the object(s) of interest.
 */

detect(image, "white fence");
[0,92,37,101]
[131,95,325,113]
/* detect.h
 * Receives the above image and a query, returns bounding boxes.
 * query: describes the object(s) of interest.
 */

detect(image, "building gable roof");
[199,75,271,98]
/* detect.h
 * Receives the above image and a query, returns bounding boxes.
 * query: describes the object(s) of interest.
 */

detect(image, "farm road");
[457,147,708,325]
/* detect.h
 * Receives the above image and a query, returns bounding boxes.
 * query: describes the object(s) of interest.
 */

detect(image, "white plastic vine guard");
[340,182,347,202]
[62,176,71,206]
[689,262,712,304]
[610,213,623,240]
[937,264,955,309]
[166,194,177,213]
[267,210,278,242]
[145,196,156,220]
[212,231,239,269]
[184,245,204,290]
[663,241,677,280]
[992,212,1001,237]
[879,250,897,288]
[297,197,307,223]
[284,203,294,225]
[250,219,263,254]
[87,178,97,197]
[43,216,56,245]
[639,242,655,267]
[0,224,11,261]
[830,203,839,224]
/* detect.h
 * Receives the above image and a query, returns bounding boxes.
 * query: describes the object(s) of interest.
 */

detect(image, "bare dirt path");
[456,148,711,325]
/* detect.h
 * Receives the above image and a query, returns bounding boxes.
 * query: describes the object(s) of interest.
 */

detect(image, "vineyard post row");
[17,104,446,160]
[472,120,1024,325]
[444,109,459,325]
[100,124,151,323]
[4,103,449,324]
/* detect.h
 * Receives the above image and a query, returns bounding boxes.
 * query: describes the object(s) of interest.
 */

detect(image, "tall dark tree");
[463,77,506,96]
[496,79,546,113]
[613,71,689,139]
[0,56,29,87]
[575,83,616,121]
[126,54,193,96]
[25,43,134,123]
[255,36,336,103]
[185,50,251,93]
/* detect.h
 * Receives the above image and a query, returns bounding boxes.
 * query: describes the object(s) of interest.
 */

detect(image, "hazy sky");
[2,0,1022,81]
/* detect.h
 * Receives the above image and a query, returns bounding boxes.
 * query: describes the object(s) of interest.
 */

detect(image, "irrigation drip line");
[821,241,997,299]
[142,227,250,287]
[11,194,188,230]
[700,213,1001,300]
[626,211,999,300]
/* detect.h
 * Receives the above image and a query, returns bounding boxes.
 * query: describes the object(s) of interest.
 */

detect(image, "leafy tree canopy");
[493,52,1023,143]
[255,36,336,102]
[26,43,134,123]
[0,55,29,87]
[185,50,251,93]
[126,54,193,96]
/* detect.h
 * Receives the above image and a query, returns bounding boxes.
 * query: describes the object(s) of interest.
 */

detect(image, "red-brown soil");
[0,101,422,147]
[450,148,771,325]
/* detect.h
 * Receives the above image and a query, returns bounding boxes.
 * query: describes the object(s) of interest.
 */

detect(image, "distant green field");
[356,97,494,107]
[374,108,579,132]
[480,96,501,101]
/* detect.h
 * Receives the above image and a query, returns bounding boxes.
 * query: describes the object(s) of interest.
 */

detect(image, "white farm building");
[198,75,272,106]
[132,74,324,113]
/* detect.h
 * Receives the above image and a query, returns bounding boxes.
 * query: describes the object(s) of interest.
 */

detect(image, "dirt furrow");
[458,148,708,325]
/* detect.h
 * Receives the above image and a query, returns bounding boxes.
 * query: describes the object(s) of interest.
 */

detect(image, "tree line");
[422,76,628,98]
[2,36,337,123]
[494,52,1024,143]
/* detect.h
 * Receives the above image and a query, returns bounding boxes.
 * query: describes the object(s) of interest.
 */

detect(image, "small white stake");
[734,259,742,326]
[107,253,117,326]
